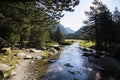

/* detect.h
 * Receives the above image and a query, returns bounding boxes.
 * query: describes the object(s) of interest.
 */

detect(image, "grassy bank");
[65,39,76,44]
[0,50,22,79]
[79,40,95,48]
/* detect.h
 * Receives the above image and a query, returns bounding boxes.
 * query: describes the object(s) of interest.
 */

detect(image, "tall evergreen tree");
[113,7,120,43]
[84,0,114,51]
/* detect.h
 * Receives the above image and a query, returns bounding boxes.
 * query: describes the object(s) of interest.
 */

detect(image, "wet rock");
[53,46,61,50]
[48,59,56,63]
[73,78,79,80]
[82,52,100,58]
[64,63,73,67]
[68,70,80,75]
[48,48,58,56]
[78,46,84,49]
[48,52,55,56]
[82,47,89,51]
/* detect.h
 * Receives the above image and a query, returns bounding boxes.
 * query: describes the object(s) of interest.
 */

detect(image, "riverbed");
[42,42,103,80]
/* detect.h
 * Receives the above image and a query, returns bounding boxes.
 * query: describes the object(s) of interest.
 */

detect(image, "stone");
[53,46,61,50]
[48,52,55,56]
[48,48,58,55]
[73,78,79,80]
[32,56,43,60]
[64,63,73,67]
[1,47,11,55]
[68,70,80,75]
[23,55,32,59]
[48,59,56,63]
[0,63,10,73]
[29,49,41,53]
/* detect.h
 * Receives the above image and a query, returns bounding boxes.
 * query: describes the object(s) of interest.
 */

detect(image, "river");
[42,42,115,80]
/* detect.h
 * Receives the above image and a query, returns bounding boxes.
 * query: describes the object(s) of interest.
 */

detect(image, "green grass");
[0,50,22,79]
[41,51,49,58]
[79,40,95,48]
[64,39,76,45]
[0,50,22,66]
[45,42,59,47]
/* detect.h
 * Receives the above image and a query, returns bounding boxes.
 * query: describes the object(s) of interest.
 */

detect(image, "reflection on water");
[42,42,107,80]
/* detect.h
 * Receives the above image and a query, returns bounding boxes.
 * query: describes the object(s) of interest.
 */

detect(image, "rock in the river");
[83,52,100,58]
[82,47,90,51]
[68,70,80,75]
[48,48,58,56]
[53,46,61,50]
[48,52,54,56]
[73,78,79,80]
[48,59,56,63]
[64,63,73,67]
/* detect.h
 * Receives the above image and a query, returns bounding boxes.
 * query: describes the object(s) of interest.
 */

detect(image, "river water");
[42,42,112,80]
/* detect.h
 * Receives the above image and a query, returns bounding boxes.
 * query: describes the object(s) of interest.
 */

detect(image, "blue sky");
[60,0,120,31]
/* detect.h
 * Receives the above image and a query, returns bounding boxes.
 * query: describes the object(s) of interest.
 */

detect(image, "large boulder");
[48,48,58,56]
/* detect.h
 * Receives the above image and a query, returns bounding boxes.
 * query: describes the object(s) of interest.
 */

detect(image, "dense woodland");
[0,0,79,49]
[80,0,120,60]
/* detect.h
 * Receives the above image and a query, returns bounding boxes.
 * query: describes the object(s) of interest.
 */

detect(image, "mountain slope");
[66,27,75,34]
[53,24,74,36]
[66,27,84,39]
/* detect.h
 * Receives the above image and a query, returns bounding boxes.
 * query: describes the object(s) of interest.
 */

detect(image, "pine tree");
[84,0,114,51]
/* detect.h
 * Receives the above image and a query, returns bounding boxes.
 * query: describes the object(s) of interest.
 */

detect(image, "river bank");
[80,46,120,79]
[1,41,120,80]
[0,45,61,80]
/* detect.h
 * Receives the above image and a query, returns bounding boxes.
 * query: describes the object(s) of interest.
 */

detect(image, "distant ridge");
[53,24,75,35]
[65,27,75,34]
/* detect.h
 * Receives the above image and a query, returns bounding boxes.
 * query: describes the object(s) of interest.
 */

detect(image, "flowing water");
[42,42,113,80]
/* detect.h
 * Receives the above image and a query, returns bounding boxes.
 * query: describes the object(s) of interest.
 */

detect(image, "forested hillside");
[0,0,79,49]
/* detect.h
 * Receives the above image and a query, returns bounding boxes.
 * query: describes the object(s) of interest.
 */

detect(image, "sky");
[60,0,120,31]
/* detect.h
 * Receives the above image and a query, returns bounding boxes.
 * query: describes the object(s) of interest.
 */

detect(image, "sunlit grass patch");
[79,40,95,48]
[0,49,22,79]
[41,51,49,58]
[45,42,59,47]
[0,50,22,66]
[65,39,75,44]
